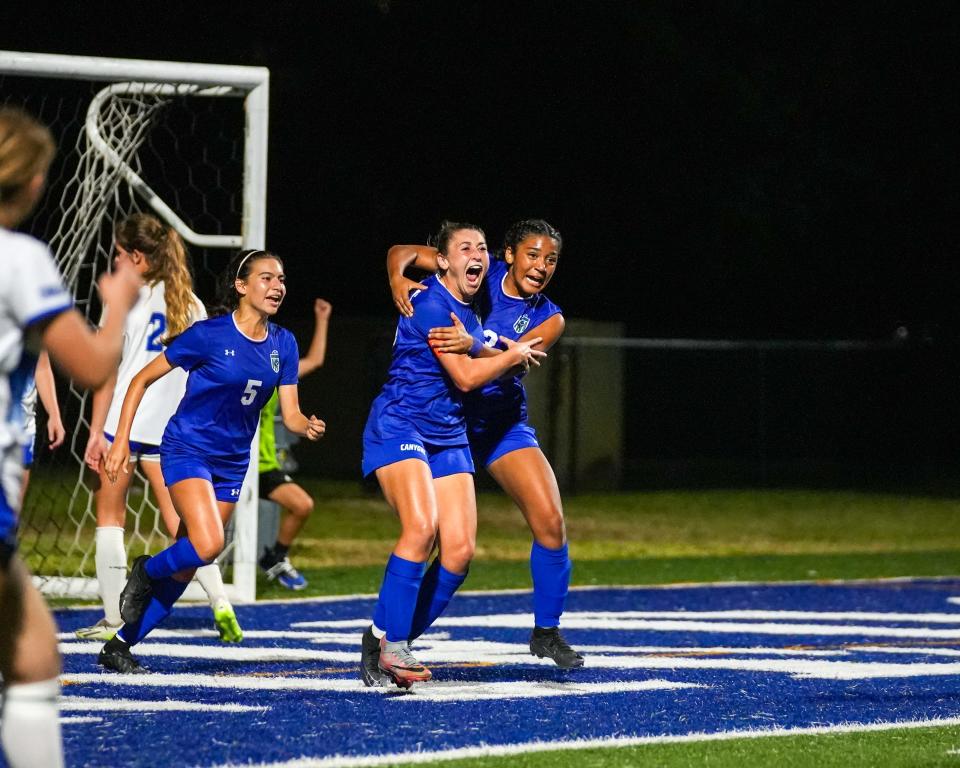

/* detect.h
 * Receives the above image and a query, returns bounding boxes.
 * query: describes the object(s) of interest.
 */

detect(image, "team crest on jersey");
[513,314,531,334]
[270,350,280,373]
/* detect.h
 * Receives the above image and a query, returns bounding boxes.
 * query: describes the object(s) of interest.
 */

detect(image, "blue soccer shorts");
[160,448,249,503]
[468,420,540,468]
[362,436,474,479]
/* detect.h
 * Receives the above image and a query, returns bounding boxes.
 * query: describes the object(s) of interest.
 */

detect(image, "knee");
[192,532,224,563]
[441,538,475,574]
[291,496,314,519]
[400,517,436,552]
[534,509,567,550]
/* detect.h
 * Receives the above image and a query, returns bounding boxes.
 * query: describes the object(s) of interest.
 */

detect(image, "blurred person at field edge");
[0,105,140,768]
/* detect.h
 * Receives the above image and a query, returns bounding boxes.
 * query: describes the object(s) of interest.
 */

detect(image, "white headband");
[235,250,264,280]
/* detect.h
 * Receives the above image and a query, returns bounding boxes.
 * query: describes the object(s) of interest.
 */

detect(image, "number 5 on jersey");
[241,379,263,405]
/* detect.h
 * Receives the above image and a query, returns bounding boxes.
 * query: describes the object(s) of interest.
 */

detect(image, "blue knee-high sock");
[373,554,426,643]
[530,540,571,628]
[409,559,467,641]
[145,538,208,580]
[117,576,190,646]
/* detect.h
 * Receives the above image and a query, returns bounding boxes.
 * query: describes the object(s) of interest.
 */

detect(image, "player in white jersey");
[76,213,243,643]
[0,106,140,768]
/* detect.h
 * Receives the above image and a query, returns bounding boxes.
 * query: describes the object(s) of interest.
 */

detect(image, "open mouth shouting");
[465,261,485,289]
[265,290,284,310]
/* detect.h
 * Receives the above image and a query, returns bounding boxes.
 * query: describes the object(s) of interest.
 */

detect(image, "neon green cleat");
[213,599,243,643]
[75,618,123,641]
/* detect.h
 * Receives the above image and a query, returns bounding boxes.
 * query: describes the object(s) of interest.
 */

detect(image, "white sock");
[1,678,64,768]
[195,563,228,608]
[371,623,386,639]
[95,526,126,625]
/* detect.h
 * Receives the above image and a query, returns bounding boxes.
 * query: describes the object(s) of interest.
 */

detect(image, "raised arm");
[388,244,440,317]
[298,299,332,378]
[276,383,325,441]
[102,353,176,481]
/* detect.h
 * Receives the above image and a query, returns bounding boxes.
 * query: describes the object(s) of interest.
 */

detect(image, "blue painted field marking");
[51,580,960,767]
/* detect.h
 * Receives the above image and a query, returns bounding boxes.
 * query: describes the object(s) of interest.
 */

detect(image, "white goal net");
[0,51,269,603]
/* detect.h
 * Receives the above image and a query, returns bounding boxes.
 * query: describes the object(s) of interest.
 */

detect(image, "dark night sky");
[6,1,960,340]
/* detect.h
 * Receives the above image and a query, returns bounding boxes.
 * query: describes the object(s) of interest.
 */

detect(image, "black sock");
[273,543,289,560]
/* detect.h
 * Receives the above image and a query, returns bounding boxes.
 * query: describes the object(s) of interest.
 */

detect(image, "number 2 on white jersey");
[241,379,263,405]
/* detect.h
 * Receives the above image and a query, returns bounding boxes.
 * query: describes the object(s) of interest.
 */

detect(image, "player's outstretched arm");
[298,299,332,378]
[437,337,546,392]
[387,245,438,317]
[277,384,325,441]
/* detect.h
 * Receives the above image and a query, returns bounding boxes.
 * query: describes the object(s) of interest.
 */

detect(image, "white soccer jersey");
[103,281,206,446]
[0,228,71,507]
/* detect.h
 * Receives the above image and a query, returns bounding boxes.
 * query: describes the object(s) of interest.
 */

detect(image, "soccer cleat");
[213,599,243,643]
[74,618,123,641]
[118,554,154,624]
[98,637,145,674]
[360,625,384,687]
[378,637,431,689]
[260,552,308,590]
[530,626,584,669]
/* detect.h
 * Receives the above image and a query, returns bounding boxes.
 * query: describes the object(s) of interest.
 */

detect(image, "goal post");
[0,50,269,604]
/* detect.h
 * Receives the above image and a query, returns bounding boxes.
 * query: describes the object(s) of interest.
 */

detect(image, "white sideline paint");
[391,679,704,703]
[562,609,960,624]
[58,673,693,702]
[208,716,960,768]
[60,696,265,713]
[59,717,102,725]
[59,640,960,680]
[57,629,372,643]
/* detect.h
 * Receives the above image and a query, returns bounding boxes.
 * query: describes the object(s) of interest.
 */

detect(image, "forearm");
[34,353,61,422]
[281,410,310,437]
[447,352,521,392]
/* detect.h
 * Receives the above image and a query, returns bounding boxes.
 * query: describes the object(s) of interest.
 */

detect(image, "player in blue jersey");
[387,219,583,669]
[361,221,545,688]
[97,249,325,673]
[0,107,141,768]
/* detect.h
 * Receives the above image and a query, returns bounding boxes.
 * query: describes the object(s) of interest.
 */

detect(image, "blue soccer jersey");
[464,257,562,425]
[162,313,299,460]
[364,275,485,446]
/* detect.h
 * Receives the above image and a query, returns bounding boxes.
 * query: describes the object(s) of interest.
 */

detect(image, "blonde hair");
[0,107,55,204]
[115,213,198,342]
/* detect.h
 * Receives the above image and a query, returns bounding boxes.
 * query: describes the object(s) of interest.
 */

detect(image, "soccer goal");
[0,50,269,603]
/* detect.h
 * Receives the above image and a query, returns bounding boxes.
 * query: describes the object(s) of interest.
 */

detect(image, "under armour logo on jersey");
[224,349,236,356]
[230,488,240,496]
[270,349,280,373]
[513,314,531,334]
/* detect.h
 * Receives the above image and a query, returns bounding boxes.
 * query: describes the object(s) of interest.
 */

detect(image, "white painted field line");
[62,672,378,693]
[60,695,265,713]
[427,614,960,639]
[391,679,704,702]
[59,717,102,725]
[208,716,960,768]
[563,609,960,624]
[60,641,358,663]
[58,630,370,643]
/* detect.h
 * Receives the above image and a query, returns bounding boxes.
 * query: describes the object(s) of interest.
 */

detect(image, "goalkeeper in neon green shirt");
[258,298,331,589]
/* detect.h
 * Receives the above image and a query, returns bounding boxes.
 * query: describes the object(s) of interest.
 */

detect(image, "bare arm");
[36,260,140,389]
[276,383,325,441]
[437,336,545,392]
[387,244,439,317]
[102,353,175,481]
[298,299,332,378]
[428,312,565,357]
[34,350,65,450]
